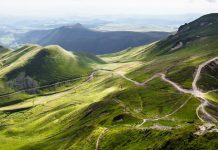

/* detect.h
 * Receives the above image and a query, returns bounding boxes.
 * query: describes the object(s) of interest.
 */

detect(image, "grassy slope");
[0,14,218,150]
[0,45,11,58]
[200,60,218,103]
[0,45,104,107]
[5,45,95,84]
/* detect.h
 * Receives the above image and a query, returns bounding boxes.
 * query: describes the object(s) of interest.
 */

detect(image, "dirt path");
[94,69,210,124]
[0,74,93,111]
[95,128,108,150]
[0,77,82,98]
[160,73,193,95]
[191,57,218,123]
[0,80,85,111]
[99,57,218,124]
[196,102,218,123]
[98,69,159,86]
[206,89,218,94]
[160,57,218,123]
[138,96,192,126]
[192,57,218,94]
[1,57,218,123]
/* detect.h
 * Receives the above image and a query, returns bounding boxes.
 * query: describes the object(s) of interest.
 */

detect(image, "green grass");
[197,60,218,91]
[0,14,218,150]
[5,45,92,85]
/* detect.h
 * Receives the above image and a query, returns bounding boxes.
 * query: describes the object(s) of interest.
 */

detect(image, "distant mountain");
[16,23,171,54]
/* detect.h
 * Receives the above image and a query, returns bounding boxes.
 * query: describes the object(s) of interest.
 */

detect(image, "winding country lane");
[191,57,218,123]
[96,69,159,86]
[0,77,82,98]
[0,75,92,111]
[192,57,218,95]
[160,57,218,123]
[138,96,193,126]
[98,57,218,124]
[94,60,218,124]
[1,57,218,123]
[160,73,193,95]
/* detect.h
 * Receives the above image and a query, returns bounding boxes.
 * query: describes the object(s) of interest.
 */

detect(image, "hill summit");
[4,45,103,90]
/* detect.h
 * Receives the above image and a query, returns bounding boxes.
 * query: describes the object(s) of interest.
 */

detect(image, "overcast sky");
[0,0,218,18]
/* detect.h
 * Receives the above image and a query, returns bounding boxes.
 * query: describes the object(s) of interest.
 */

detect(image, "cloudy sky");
[0,0,218,17]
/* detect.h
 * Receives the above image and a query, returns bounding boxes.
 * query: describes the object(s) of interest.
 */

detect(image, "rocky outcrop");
[170,41,183,51]
[7,72,39,94]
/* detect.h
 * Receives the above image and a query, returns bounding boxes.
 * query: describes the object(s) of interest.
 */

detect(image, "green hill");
[5,45,101,86]
[0,44,104,106]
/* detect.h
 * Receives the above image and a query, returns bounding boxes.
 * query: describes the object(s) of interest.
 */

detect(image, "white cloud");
[0,0,217,17]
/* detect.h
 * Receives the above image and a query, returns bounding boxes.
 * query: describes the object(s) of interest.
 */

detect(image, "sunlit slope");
[100,43,156,63]
[101,14,218,89]
[0,45,43,97]
[0,44,104,106]
[0,66,203,150]
[2,45,104,85]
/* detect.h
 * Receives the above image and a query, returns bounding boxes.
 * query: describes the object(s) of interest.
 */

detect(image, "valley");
[0,13,218,150]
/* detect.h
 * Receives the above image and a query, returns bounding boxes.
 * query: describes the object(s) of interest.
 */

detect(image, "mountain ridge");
[16,23,171,54]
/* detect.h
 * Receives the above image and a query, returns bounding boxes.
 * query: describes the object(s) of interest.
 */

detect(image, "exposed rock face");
[170,41,183,51]
[7,72,39,94]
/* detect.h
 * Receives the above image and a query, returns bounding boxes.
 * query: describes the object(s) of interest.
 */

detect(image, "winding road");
[159,57,218,124]
[0,77,82,98]
[98,57,218,124]
[0,74,93,111]
[138,96,193,126]
[0,57,218,124]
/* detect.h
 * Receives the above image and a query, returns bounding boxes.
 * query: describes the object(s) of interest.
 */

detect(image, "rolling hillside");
[5,45,99,85]
[0,14,218,150]
[0,44,104,106]
[16,23,170,54]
